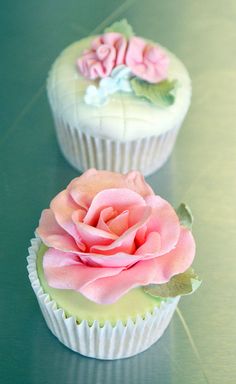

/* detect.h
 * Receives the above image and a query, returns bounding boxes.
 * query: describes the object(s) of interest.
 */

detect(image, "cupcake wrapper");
[53,115,180,177]
[27,236,180,360]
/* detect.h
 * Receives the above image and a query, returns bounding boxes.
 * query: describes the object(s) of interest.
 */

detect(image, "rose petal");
[77,251,144,268]
[67,169,154,208]
[151,227,196,283]
[43,248,123,291]
[135,231,161,256]
[50,190,80,241]
[126,36,169,83]
[83,188,146,226]
[91,36,103,50]
[79,258,158,304]
[102,33,127,65]
[107,210,129,236]
[96,44,111,60]
[96,207,116,233]
[78,33,127,79]
[71,209,87,224]
[135,225,147,247]
[78,228,195,304]
[124,170,154,197]
[43,247,80,268]
[145,195,180,255]
[74,222,118,249]
[144,46,169,81]
[126,36,146,66]
[37,209,80,252]
[91,228,136,255]
[91,205,151,255]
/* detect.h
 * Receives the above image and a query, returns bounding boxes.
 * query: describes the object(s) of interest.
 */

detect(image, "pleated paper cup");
[52,115,180,177]
[27,236,180,360]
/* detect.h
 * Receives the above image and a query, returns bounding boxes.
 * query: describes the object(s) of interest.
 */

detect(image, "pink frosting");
[77,33,127,79]
[126,36,169,83]
[77,33,169,83]
[37,169,195,304]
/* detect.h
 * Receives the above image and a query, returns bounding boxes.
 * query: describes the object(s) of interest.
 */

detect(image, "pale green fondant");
[36,243,164,326]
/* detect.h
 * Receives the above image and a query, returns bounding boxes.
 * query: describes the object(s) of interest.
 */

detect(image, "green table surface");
[1,1,236,383]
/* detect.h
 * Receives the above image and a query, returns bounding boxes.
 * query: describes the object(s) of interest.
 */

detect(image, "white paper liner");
[52,115,180,177]
[27,236,180,360]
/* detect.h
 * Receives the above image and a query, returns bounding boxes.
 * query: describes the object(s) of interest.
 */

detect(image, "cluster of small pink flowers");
[77,32,169,84]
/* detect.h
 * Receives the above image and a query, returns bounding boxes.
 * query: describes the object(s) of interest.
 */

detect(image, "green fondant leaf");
[104,19,134,39]
[144,268,201,299]
[176,203,193,230]
[130,77,177,107]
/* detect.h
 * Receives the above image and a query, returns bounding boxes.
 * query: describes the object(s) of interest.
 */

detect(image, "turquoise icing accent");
[84,65,132,107]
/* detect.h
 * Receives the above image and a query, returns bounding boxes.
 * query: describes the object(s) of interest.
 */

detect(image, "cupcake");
[27,169,200,359]
[47,20,191,176]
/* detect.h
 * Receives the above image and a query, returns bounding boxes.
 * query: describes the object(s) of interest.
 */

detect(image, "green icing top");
[37,243,166,326]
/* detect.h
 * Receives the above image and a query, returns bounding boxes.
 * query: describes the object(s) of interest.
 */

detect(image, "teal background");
[1,1,236,383]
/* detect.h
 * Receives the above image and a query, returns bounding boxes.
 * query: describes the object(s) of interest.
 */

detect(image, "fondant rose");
[77,33,127,79]
[37,169,195,304]
[126,36,169,83]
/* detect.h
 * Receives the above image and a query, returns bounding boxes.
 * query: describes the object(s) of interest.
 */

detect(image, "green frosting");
[144,268,201,299]
[130,78,177,107]
[36,244,165,326]
[104,19,134,39]
[176,203,193,230]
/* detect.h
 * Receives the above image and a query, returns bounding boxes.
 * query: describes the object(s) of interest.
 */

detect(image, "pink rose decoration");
[77,33,127,79]
[37,169,195,304]
[126,36,169,83]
